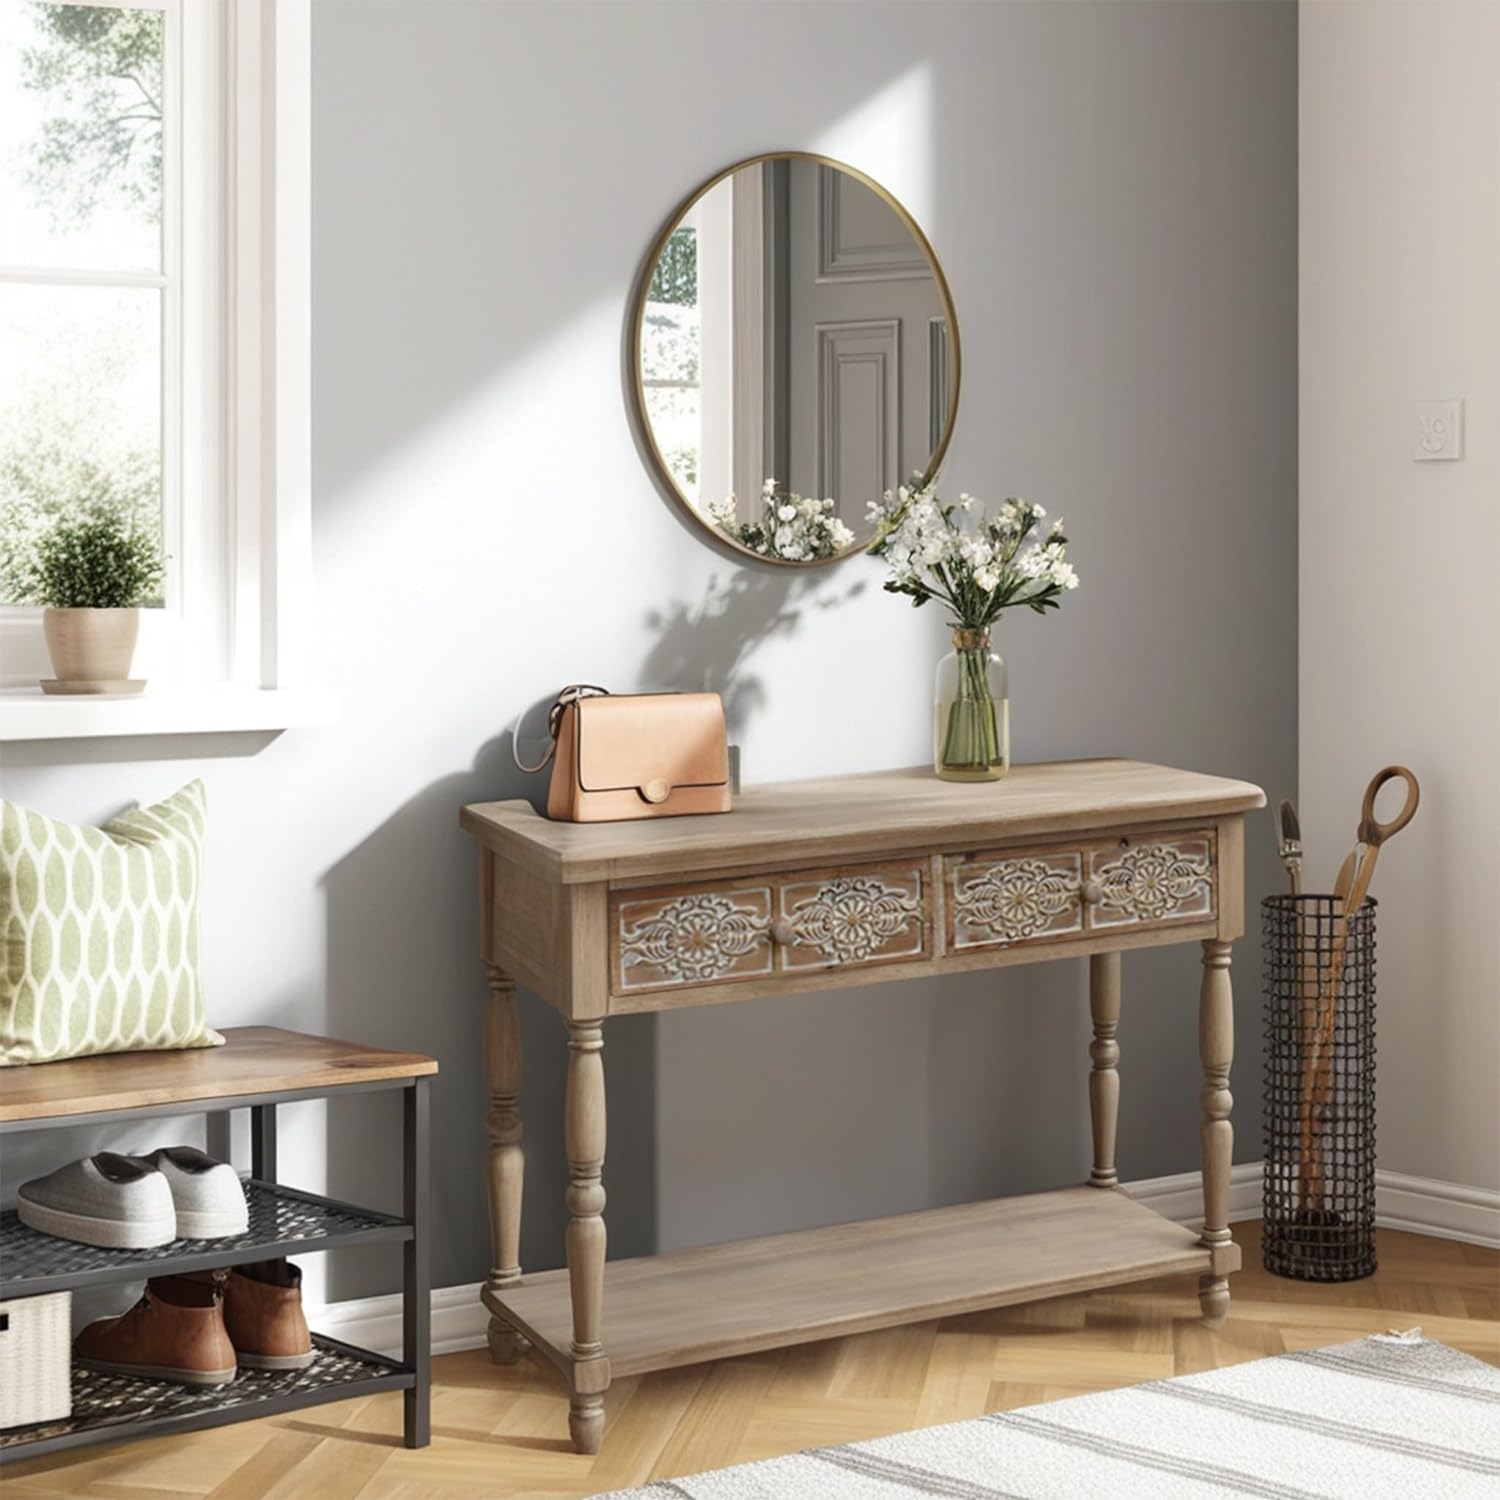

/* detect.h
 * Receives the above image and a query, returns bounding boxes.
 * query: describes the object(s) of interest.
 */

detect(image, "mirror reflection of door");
[785,161,943,526]
[635,155,958,564]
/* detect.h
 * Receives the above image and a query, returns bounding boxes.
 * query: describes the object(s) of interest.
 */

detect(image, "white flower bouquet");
[868,483,1078,620]
[706,480,857,562]
[867,483,1080,780]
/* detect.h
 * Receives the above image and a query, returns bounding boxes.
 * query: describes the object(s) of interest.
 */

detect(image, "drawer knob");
[768,920,796,947]
[1080,880,1103,906]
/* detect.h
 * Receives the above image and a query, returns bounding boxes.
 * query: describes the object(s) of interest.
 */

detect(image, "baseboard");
[1124,1161,1263,1226]
[1374,1169,1500,1249]
[1125,1161,1500,1250]
[310,1281,487,1361]
[311,1164,1499,1359]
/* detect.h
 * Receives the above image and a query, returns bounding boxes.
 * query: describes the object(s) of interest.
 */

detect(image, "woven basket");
[0,1290,72,1429]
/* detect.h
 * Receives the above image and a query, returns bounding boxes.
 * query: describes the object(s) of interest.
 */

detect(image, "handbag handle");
[511,685,610,774]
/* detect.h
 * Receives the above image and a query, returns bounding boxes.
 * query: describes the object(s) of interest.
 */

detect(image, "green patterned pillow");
[1,781,223,1066]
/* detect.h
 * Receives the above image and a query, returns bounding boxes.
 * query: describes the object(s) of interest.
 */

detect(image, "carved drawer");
[945,828,1216,952]
[611,859,930,995]
[1086,829,1216,931]
[947,845,1086,951]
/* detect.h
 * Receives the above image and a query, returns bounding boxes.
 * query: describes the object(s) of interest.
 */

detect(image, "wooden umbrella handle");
[1300,768,1418,1209]
[1357,765,1420,848]
[1303,771,1419,1205]
[1302,846,1378,1206]
[1303,892,1370,1204]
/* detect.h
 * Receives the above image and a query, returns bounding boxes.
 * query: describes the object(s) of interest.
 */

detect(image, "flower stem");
[941,646,999,772]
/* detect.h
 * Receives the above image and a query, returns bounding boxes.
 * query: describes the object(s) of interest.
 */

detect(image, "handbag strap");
[511,684,610,773]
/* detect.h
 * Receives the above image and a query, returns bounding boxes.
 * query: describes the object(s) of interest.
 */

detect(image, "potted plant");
[18,511,165,694]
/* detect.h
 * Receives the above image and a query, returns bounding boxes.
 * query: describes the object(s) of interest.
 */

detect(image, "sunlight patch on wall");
[809,64,936,227]
[323,296,622,540]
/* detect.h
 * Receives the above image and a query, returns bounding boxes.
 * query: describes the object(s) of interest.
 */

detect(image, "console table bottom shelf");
[485,1185,1234,1381]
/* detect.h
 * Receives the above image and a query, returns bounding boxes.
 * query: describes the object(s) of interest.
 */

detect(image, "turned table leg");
[565,1018,609,1453]
[1198,939,1234,1325]
[1088,952,1122,1187]
[484,965,527,1364]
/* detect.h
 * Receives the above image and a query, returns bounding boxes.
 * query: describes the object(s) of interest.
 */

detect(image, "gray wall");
[0,1,1296,1302]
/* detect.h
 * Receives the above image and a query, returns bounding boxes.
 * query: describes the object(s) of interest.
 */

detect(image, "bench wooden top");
[462,759,1265,884]
[0,1026,438,1123]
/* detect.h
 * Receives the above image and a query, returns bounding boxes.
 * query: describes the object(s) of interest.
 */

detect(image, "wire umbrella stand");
[1261,893,1377,1281]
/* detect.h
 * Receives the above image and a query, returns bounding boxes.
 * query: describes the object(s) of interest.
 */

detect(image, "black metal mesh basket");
[1262,893,1377,1281]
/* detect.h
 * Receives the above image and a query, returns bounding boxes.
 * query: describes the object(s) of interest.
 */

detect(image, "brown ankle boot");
[222,1259,313,1370]
[75,1275,237,1386]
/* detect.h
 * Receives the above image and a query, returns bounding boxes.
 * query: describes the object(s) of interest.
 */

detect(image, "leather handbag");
[517,686,732,823]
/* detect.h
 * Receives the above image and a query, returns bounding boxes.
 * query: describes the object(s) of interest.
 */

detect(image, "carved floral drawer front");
[611,861,930,994]
[945,829,1218,951]
[947,848,1086,952]
[613,883,775,993]
[1085,830,1216,930]
[777,864,927,973]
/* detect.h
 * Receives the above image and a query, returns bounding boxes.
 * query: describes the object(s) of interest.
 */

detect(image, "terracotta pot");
[41,607,141,683]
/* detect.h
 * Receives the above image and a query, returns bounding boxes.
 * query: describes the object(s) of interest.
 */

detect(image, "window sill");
[0,685,333,743]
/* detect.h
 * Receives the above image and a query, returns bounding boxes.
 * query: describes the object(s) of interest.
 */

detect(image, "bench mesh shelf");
[1,1180,410,1298]
[0,1336,410,1460]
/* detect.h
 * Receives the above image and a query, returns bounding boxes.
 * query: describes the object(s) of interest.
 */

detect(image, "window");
[640,224,702,500]
[0,0,313,721]
[638,191,738,509]
[0,3,170,587]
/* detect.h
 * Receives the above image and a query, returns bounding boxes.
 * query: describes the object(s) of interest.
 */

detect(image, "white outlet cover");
[1414,400,1463,461]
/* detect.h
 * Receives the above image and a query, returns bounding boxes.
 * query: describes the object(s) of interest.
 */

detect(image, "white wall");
[1,1,1297,1300]
[1301,0,1500,1193]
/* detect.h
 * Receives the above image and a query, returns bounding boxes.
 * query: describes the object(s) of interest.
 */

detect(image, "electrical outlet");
[1414,400,1463,461]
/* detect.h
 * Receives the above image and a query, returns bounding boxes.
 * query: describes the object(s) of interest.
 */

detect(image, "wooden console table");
[461,760,1264,1452]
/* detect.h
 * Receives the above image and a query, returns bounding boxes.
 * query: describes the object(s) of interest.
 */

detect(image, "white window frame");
[0,0,317,738]
[695,189,735,511]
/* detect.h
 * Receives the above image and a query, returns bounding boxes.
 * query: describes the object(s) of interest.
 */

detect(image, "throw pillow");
[1,781,223,1065]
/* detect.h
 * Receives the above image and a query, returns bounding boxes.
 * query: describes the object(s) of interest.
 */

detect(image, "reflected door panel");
[817,320,899,507]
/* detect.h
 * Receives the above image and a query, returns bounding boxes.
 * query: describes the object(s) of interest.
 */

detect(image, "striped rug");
[597,1333,1500,1499]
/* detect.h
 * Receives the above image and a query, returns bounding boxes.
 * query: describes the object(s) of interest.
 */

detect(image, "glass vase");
[934,628,1009,782]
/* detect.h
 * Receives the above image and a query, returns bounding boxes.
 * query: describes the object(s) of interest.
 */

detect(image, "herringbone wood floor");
[4,1221,1496,1500]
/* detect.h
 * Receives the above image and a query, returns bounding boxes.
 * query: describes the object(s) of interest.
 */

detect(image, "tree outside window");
[0,2,167,605]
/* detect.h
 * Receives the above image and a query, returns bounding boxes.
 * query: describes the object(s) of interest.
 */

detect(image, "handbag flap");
[575,693,728,794]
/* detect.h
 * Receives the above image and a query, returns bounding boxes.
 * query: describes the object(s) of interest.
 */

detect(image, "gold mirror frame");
[629,151,963,568]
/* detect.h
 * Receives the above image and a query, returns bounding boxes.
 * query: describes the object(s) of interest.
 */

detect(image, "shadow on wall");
[316,727,647,1299]
[641,566,866,730]
[317,570,850,1299]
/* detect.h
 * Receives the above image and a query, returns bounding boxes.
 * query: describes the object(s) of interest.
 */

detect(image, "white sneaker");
[17,1154,177,1249]
[135,1147,249,1240]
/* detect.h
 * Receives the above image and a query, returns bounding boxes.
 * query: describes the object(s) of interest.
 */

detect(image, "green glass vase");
[934,628,1009,782]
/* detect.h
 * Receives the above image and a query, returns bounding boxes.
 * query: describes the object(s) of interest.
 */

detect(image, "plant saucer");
[39,679,147,697]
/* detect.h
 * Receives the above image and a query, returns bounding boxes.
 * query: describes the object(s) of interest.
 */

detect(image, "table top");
[0,1026,438,1123]
[462,759,1265,885]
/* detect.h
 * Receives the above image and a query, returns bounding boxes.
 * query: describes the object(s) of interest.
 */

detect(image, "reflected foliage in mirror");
[633,154,961,566]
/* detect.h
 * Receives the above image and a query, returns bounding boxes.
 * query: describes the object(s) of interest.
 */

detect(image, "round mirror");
[632,153,960,566]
